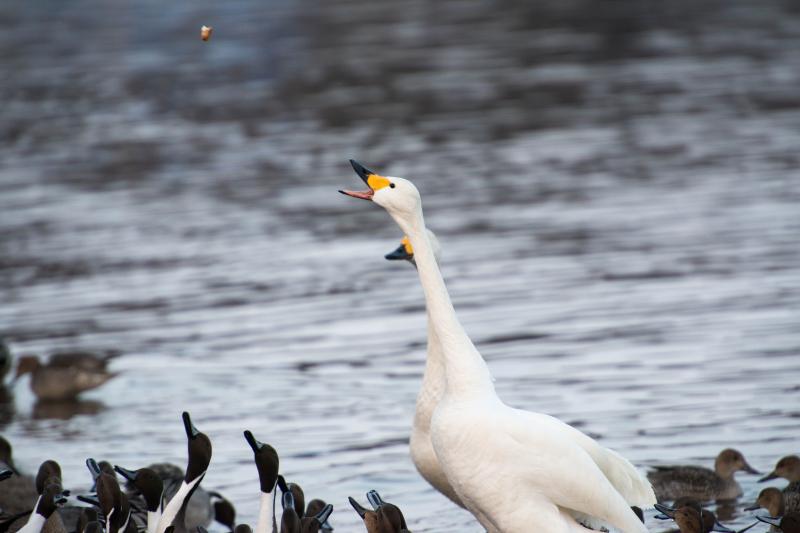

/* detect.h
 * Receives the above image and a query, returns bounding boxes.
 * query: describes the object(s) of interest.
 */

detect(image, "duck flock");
[1,161,797,533]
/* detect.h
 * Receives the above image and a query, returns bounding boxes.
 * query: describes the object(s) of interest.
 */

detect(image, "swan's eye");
[389,183,396,188]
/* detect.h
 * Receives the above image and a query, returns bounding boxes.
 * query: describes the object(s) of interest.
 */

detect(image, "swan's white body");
[361,173,654,533]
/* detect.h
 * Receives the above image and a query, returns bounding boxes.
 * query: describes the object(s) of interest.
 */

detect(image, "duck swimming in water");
[761,456,800,513]
[12,352,118,401]
[341,160,653,533]
[647,448,759,501]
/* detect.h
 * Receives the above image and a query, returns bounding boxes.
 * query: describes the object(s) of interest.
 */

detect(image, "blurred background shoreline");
[1,0,799,530]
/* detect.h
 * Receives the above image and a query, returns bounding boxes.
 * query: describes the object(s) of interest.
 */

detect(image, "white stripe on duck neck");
[155,475,204,533]
[16,496,46,533]
[255,490,276,533]
[147,510,161,533]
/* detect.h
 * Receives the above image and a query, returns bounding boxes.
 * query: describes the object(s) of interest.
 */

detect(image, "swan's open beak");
[339,159,379,200]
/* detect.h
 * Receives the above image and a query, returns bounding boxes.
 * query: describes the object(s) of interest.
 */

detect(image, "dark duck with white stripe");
[155,412,212,533]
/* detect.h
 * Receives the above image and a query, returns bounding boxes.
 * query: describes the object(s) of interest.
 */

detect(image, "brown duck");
[13,352,118,401]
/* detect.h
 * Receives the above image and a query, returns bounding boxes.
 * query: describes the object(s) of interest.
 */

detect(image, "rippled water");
[1,0,799,531]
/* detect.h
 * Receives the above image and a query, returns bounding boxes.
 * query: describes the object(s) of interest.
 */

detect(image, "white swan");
[342,160,653,533]
[385,231,465,508]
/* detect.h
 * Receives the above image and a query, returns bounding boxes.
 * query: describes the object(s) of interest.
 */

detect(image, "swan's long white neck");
[392,208,494,396]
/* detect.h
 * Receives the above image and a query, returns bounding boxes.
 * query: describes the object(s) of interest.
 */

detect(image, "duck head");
[745,487,784,516]
[340,160,421,219]
[348,497,380,533]
[35,460,63,494]
[183,412,212,483]
[761,455,800,483]
[13,355,40,383]
[243,430,279,493]
[280,488,301,533]
[209,492,236,530]
[115,465,164,513]
[715,449,759,478]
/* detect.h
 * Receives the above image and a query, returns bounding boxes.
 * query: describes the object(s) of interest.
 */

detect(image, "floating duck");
[648,448,759,501]
[13,352,118,401]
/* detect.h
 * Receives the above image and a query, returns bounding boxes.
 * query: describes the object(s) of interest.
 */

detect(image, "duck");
[746,488,784,533]
[12,352,118,401]
[279,489,301,533]
[243,430,279,533]
[654,502,738,533]
[365,491,409,533]
[14,481,64,533]
[275,477,333,533]
[348,497,381,533]
[114,465,164,533]
[94,468,132,533]
[209,492,236,532]
[746,487,785,517]
[761,456,800,513]
[385,232,462,508]
[758,513,800,533]
[647,449,760,501]
[0,457,66,533]
[155,412,212,533]
[136,462,212,531]
[654,500,735,532]
[298,503,332,533]
[340,160,654,533]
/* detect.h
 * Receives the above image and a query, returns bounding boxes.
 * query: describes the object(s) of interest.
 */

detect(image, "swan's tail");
[595,447,656,508]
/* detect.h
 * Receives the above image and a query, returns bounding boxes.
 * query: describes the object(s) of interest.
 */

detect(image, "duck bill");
[113,466,137,483]
[653,503,676,519]
[743,503,760,512]
[348,497,368,518]
[182,412,199,439]
[742,461,760,475]
[243,430,262,453]
[759,471,778,482]
[366,490,385,510]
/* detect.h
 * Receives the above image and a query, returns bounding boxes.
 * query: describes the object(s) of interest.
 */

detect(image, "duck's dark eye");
[390,183,396,188]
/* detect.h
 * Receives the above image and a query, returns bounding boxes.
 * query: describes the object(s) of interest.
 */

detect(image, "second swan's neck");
[396,209,494,397]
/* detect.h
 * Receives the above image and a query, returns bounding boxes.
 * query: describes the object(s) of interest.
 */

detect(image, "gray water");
[1,0,799,531]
